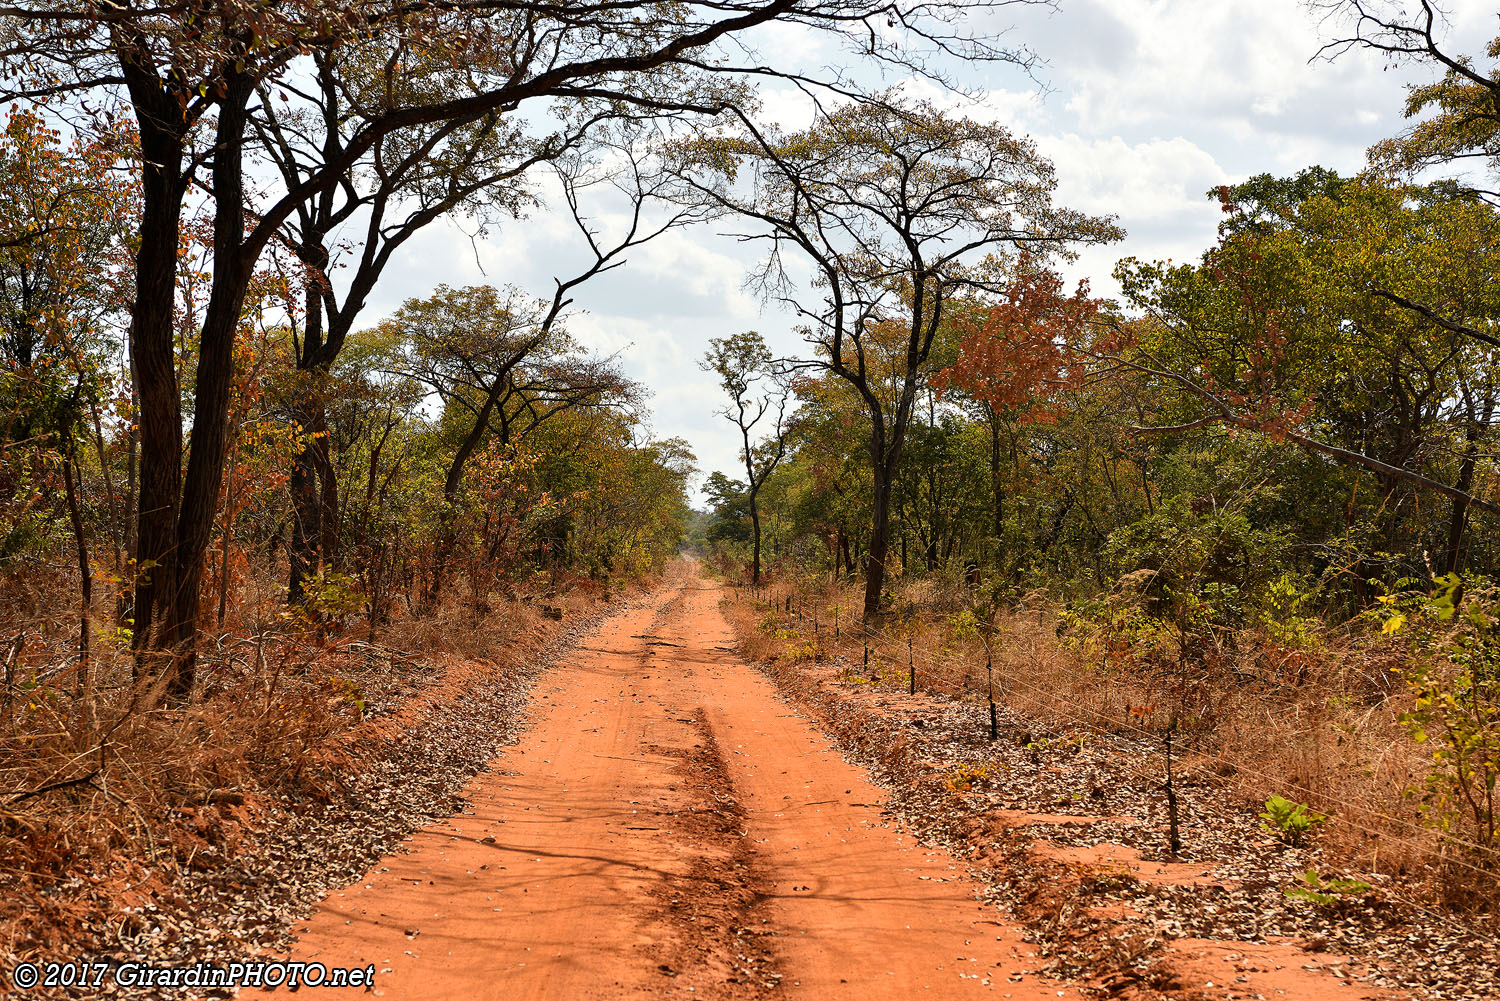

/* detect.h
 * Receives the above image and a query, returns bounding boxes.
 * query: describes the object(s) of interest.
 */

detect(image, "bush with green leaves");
[1069,496,1299,681]
[1259,571,1323,649]
[297,570,365,623]
[1381,573,1500,853]
[1100,490,1294,627]
[1259,793,1328,847]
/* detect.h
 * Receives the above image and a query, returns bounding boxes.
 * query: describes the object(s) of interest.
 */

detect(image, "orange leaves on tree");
[933,257,1101,424]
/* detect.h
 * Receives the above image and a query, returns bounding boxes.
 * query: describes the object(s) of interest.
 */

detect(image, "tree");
[702,471,752,545]
[1,0,1040,692]
[381,284,636,607]
[0,107,135,698]
[1324,3,1500,350]
[702,330,789,583]
[252,47,646,602]
[1324,1,1500,202]
[1098,175,1500,584]
[675,96,1120,619]
[529,410,696,580]
[932,259,1101,566]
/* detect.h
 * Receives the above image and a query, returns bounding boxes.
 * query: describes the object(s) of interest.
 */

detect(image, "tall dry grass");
[719,565,1495,910]
[0,559,625,957]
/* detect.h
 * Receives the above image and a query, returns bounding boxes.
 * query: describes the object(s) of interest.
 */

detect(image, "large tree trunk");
[126,103,186,677]
[288,438,321,602]
[861,388,917,622]
[288,397,337,602]
[316,427,339,566]
[287,242,341,602]
[164,74,256,698]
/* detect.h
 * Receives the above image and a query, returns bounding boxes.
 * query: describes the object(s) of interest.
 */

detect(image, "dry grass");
[721,568,1497,912]
[0,560,632,960]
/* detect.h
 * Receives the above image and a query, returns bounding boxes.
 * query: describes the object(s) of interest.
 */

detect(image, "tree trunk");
[127,111,186,675]
[424,385,504,612]
[217,446,236,627]
[288,439,321,603]
[863,453,892,623]
[164,74,256,698]
[287,254,341,600]
[1445,425,1481,574]
[120,368,138,628]
[316,426,339,566]
[749,492,762,585]
[989,416,1004,558]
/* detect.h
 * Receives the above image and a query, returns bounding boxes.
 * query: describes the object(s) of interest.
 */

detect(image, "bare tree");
[252,51,643,602]
[701,330,790,584]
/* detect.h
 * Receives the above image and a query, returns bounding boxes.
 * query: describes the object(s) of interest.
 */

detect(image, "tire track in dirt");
[273,566,1080,999]
[640,709,780,996]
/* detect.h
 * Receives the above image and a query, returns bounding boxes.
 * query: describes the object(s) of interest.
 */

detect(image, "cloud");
[1024,133,1226,296]
[1042,133,1227,221]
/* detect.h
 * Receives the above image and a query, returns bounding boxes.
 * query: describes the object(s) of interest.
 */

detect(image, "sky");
[355,0,1498,505]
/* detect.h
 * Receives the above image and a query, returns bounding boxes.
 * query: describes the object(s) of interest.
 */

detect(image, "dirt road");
[280,567,1078,999]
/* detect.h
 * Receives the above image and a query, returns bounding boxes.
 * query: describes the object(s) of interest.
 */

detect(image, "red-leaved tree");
[933,257,1101,557]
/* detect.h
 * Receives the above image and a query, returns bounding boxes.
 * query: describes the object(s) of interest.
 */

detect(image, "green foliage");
[1284,869,1371,906]
[297,571,365,622]
[702,471,751,545]
[946,608,982,641]
[772,626,822,663]
[1259,793,1328,847]
[1260,572,1322,649]
[1387,576,1500,850]
[1102,494,1292,630]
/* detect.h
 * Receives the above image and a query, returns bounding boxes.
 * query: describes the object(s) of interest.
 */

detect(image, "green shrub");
[1284,869,1371,905]
[1259,793,1328,846]
[1384,574,1500,852]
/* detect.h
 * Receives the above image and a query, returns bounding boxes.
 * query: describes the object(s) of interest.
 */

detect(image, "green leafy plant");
[1259,793,1328,846]
[1260,572,1322,649]
[325,675,367,716]
[1389,574,1500,850]
[772,627,821,663]
[1284,869,1371,905]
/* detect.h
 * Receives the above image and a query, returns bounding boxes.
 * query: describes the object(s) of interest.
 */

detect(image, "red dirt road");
[279,567,1077,1000]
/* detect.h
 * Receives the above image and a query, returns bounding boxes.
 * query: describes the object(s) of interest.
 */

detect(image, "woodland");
[1,0,1498,995]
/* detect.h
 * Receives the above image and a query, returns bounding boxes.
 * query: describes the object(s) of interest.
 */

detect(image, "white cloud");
[1041,133,1227,221]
